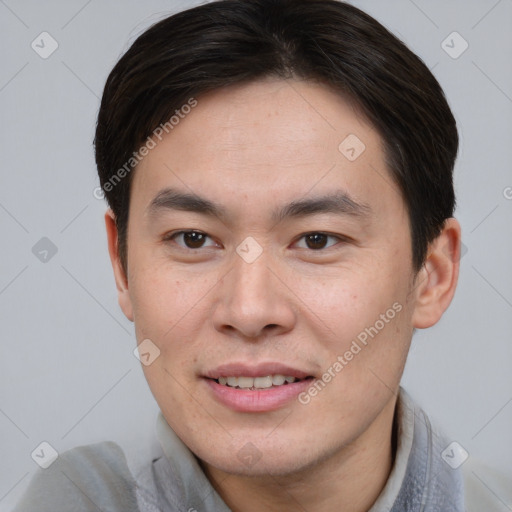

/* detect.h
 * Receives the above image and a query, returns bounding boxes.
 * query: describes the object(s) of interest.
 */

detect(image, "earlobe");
[411,218,461,329]
[104,209,134,322]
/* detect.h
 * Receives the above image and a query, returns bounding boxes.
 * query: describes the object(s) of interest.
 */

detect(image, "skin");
[105,78,461,512]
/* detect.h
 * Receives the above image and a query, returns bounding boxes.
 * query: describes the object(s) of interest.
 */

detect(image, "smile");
[203,363,316,412]
[216,375,300,390]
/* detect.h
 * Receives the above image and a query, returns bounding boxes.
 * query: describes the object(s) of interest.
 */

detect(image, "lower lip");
[204,378,314,412]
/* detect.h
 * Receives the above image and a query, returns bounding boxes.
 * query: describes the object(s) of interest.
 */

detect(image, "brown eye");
[182,231,207,248]
[304,233,329,250]
[295,232,341,250]
[167,230,216,249]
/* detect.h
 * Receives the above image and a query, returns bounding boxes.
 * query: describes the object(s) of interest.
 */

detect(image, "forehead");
[132,78,401,222]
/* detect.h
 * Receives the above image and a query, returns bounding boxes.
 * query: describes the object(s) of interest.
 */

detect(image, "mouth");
[213,374,312,390]
[203,363,316,412]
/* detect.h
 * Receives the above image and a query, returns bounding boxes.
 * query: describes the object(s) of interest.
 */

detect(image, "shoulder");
[462,457,512,512]
[13,441,140,512]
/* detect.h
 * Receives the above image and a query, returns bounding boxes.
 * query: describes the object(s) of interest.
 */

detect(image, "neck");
[202,394,398,512]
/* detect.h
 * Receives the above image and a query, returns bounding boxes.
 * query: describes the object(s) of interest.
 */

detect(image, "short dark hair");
[94,0,458,274]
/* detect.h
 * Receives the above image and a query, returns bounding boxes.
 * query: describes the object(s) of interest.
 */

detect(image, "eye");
[164,230,218,249]
[293,232,343,250]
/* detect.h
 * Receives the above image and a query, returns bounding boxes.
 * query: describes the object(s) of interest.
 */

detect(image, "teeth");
[217,374,298,389]
[272,375,286,385]
[238,376,254,389]
[254,376,273,388]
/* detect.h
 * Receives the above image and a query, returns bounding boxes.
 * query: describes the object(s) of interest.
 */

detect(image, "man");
[13,0,509,510]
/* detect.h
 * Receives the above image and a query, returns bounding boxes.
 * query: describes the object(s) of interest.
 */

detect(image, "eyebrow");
[146,187,372,224]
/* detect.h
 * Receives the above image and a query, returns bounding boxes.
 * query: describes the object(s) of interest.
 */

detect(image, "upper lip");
[204,362,313,380]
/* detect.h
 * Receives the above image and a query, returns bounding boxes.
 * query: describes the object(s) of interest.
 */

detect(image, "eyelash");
[163,230,347,251]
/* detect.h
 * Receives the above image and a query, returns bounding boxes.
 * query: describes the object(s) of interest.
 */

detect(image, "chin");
[203,452,314,478]
[195,432,329,479]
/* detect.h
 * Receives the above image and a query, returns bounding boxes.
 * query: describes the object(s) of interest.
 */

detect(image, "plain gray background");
[1,0,511,509]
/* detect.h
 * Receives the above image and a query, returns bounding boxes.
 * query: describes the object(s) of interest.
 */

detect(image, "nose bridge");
[230,246,276,310]
[213,244,295,338]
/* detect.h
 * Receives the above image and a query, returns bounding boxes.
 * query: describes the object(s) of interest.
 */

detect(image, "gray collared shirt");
[134,387,464,512]
[13,387,510,511]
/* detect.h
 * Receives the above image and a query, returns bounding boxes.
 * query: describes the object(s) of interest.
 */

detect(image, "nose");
[212,249,296,340]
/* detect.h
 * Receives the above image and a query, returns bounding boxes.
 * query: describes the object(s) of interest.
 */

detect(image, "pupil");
[306,233,327,249]
[184,231,205,248]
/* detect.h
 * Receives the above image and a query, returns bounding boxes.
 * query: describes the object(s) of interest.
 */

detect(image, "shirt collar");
[154,386,464,511]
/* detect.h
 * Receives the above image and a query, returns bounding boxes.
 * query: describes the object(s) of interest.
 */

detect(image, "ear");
[105,209,134,322]
[411,218,461,329]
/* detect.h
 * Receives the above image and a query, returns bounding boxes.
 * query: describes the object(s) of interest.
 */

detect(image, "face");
[111,78,426,476]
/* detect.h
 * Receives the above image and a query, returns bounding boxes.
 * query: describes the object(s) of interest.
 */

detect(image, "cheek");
[294,264,413,394]
[130,263,197,332]
[129,263,219,377]
[292,267,403,338]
